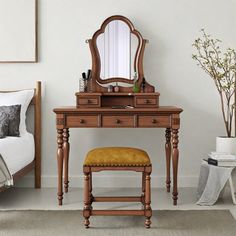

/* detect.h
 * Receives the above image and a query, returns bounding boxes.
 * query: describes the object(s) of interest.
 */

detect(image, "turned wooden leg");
[83,170,91,228]
[144,168,152,228]
[172,129,179,205]
[165,128,171,193]
[63,128,70,193]
[57,129,64,205]
[141,172,146,205]
[89,172,93,205]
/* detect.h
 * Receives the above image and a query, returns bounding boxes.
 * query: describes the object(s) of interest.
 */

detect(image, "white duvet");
[0,132,35,186]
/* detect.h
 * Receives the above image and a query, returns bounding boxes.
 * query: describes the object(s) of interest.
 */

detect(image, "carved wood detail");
[173,118,180,125]
[57,118,65,126]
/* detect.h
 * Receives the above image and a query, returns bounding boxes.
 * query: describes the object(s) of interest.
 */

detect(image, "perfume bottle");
[132,71,139,93]
[114,82,119,92]
[108,85,113,92]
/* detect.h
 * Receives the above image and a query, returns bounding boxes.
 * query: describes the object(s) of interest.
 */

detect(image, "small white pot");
[216,136,236,154]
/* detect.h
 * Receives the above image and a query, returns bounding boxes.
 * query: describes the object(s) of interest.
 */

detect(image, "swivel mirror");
[96,20,138,80]
[87,15,155,92]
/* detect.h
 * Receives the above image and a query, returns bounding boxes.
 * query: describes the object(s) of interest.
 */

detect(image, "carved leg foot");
[145,217,151,228]
[84,217,90,228]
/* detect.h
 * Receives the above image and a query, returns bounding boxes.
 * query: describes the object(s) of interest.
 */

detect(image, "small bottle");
[132,71,139,93]
[114,82,119,92]
[108,85,113,92]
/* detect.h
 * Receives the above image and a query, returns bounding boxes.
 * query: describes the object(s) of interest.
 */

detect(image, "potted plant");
[192,29,236,154]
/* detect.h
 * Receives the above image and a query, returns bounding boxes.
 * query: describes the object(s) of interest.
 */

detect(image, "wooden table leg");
[165,128,171,192]
[172,129,179,205]
[63,128,70,193]
[57,129,64,205]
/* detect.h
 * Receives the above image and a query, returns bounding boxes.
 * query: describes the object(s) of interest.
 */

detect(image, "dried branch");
[192,29,236,137]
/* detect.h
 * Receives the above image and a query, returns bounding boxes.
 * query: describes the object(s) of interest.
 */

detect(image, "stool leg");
[141,172,146,206]
[89,172,93,206]
[83,170,91,228]
[144,169,152,228]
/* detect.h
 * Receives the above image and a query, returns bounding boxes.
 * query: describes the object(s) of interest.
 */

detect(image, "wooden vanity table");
[53,15,183,206]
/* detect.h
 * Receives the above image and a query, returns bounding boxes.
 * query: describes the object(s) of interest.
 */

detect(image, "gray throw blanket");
[196,161,233,205]
[0,153,13,187]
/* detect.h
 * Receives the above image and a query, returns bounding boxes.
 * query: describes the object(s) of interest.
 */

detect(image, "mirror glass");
[96,20,138,80]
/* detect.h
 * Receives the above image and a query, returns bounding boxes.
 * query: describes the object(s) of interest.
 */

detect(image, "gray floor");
[0,187,236,219]
[1,210,236,236]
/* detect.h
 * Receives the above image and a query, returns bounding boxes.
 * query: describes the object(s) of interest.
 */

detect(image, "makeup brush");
[87,69,91,79]
[82,72,86,80]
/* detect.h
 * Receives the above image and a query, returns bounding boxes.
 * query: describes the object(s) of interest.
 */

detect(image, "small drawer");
[66,115,99,127]
[138,115,170,127]
[134,96,159,107]
[102,115,134,127]
[76,96,100,107]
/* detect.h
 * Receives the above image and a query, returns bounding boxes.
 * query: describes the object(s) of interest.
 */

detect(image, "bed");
[0,81,41,189]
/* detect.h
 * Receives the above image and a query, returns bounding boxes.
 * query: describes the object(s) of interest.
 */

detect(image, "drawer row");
[66,115,171,128]
[76,95,159,108]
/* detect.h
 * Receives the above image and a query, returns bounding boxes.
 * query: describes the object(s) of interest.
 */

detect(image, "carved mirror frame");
[87,15,155,92]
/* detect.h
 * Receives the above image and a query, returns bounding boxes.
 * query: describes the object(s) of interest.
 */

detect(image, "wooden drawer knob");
[145,99,150,104]
[87,99,91,104]
[115,119,121,124]
[152,118,157,124]
[80,119,85,124]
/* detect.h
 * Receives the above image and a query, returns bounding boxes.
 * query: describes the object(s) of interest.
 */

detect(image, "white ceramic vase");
[216,136,236,154]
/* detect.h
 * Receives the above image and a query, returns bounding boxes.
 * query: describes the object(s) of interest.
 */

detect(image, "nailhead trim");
[83,163,152,167]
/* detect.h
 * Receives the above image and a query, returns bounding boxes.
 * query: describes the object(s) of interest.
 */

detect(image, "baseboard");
[15,175,199,188]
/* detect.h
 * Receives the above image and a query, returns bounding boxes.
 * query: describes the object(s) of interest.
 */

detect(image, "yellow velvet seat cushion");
[84,147,151,167]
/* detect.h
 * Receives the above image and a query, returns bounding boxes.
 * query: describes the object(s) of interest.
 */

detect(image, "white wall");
[1,0,236,188]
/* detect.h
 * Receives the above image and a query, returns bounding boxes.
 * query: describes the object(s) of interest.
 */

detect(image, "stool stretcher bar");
[93,196,142,202]
[91,210,145,216]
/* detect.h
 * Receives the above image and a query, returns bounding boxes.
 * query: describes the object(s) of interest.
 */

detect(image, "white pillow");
[0,89,34,135]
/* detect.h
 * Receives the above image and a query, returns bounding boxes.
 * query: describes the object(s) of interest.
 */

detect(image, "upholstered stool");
[83,147,152,228]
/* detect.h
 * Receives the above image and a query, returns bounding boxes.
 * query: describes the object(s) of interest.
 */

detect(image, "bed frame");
[0,81,41,188]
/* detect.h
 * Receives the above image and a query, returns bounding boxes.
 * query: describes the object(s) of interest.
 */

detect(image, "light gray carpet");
[0,210,235,236]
